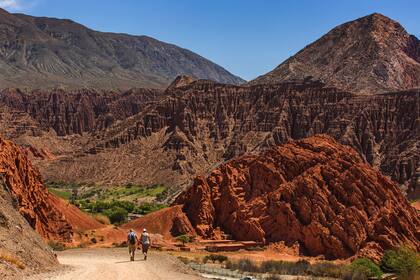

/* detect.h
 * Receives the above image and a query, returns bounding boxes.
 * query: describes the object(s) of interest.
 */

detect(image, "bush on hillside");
[48,241,65,251]
[133,203,166,215]
[349,258,382,279]
[203,254,228,263]
[260,260,310,275]
[308,262,347,278]
[176,235,191,245]
[237,259,259,272]
[380,247,419,278]
[104,207,128,224]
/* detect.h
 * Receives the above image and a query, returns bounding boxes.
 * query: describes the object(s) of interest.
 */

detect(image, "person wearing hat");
[127,229,138,261]
[140,228,151,260]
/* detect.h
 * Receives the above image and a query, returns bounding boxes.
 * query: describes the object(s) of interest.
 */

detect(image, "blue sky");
[1,0,419,81]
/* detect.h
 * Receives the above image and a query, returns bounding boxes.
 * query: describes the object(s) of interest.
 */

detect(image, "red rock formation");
[122,205,196,238]
[175,135,420,260]
[0,82,418,196]
[0,135,101,242]
[0,88,161,136]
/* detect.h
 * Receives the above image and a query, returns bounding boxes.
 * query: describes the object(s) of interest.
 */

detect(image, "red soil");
[122,205,195,239]
[49,195,103,232]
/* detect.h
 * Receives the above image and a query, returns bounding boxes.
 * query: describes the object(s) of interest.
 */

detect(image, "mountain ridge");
[250,13,420,93]
[0,8,244,89]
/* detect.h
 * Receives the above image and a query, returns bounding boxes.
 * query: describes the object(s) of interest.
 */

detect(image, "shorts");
[142,244,150,253]
[128,243,136,253]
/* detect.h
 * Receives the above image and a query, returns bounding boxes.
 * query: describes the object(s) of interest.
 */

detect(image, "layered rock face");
[175,135,420,260]
[251,13,420,93]
[0,88,162,136]
[0,81,418,197]
[84,81,420,195]
[0,136,100,242]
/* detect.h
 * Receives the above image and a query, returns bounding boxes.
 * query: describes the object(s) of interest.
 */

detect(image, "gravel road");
[26,248,203,280]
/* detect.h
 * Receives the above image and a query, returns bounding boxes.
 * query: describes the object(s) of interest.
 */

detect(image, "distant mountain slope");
[251,13,420,93]
[0,8,244,89]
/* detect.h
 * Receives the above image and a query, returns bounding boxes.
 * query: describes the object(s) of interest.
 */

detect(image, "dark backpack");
[128,232,136,244]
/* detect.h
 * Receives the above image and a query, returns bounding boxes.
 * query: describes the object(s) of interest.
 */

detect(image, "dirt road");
[26,248,203,280]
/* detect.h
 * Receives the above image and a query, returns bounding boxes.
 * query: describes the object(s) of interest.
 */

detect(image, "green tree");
[104,207,128,224]
[380,247,419,278]
[176,235,191,245]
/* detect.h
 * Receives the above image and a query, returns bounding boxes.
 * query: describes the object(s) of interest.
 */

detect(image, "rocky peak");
[167,75,196,90]
[250,13,420,93]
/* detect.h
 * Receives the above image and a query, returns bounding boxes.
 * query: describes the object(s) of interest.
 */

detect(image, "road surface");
[26,248,203,280]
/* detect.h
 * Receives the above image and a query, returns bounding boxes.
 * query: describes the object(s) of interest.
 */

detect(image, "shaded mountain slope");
[0,8,243,89]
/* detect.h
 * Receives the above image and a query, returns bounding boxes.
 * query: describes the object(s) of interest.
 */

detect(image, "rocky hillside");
[0,178,58,279]
[251,13,420,93]
[175,135,420,260]
[0,80,418,198]
[0,136,101,243]
[0,8,243,89]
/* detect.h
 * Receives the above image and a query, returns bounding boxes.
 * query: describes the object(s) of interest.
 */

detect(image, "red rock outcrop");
[122,205,196,238]
[0,135,101,242]
[175,135,420,260]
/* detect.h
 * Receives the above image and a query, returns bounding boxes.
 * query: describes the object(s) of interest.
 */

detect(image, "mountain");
[174,135,420,260]
[251,13,420,93]
[0,79,418,199]
[0,8,244,89]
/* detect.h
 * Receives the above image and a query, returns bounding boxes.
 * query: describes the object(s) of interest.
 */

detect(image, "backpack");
[128,232,136,245]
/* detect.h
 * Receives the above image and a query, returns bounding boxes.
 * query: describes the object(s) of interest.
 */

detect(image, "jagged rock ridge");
[0,81,418,197]
[175,135,420,260]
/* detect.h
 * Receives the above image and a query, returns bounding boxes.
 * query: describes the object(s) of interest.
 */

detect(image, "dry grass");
[93,213,110,225]
[0,251,25,269]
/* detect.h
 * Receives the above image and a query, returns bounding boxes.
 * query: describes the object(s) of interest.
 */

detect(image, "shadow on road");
[115,260,145,264]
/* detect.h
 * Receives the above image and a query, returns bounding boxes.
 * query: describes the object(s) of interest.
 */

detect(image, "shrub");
[48,241,65,251]
[93,213,110,225]
[134,203,167,215]
[349,258,382,279]
[0,251,25,269]
[308,262,347,278]
[178,256,191,264]
[260,260,310,275]
[343,269,368,280]
[176,235,191,245]
[237,259,259,272]
[203,254,228,263]
[104,207,128,224]
[380,247,419,278]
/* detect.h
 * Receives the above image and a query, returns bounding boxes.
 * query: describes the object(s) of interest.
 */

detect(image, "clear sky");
[1,0,419,81]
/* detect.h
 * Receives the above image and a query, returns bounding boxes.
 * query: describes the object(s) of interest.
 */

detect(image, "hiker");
[127,229,138,261]
[140,228,151,260]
